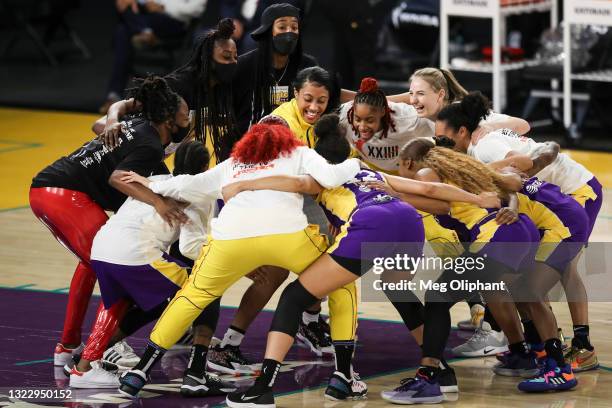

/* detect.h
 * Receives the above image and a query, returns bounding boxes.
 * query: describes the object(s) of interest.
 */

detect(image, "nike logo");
[483,348,494,354]
[241,394,259,401]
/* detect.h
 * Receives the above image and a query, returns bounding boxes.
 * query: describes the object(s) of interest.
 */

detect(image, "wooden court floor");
[1,107,612,407]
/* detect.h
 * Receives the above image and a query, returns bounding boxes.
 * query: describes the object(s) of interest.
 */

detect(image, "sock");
[186,344,208,375]
[333,340,355,379]
[133,341,166,375]
[483,306,501,332]
[572,325,594,351]
[509,341,529,356]
[302,310,319,325]
[416,365,439,381]
[221,325,245,348]
[544,338,565,367]
[254,359,281,389]
[522,319,542,345]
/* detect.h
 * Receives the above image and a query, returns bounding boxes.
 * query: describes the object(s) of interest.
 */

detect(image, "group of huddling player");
[29,3,602,406]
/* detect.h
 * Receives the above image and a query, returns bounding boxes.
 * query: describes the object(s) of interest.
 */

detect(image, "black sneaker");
[180,370,237,397]
[324,371,367,401]
[318,315,331,335]
[207,345,261,375]
[226,387,275,407]
[118,369,147,398]
[439,367,459,393]
[296,321,334,356]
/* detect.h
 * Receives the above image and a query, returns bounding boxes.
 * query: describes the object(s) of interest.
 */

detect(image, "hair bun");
[358,77,379,94]
[314,113,340,139]
[217,18,235,39]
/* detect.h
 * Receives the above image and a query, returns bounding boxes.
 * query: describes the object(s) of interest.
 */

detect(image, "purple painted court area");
[0,288,467,407]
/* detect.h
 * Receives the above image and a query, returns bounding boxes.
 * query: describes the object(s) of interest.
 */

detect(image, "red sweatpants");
[30,187,110,345]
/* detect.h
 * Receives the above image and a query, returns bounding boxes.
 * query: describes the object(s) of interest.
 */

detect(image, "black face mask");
[272,32,298,55]
[172,124,190,143]
[213,61,238,84]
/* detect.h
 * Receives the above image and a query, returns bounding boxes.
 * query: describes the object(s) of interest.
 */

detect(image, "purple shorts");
[329,200,425,275]
[469,214,539,273]
[92,253,188,311]
[583,177,603,239]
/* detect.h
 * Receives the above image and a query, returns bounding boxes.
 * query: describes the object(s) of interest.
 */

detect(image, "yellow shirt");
[271,99,317,148]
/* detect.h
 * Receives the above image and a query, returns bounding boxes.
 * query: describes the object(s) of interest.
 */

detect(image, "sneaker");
[380,375,444,404]
[69,361,120,389]
[324,371,367,401]
[564,346,599,372]
[54,343,85,367]
[181,370,237,397]
[103,341,140,370]
[207,345,261,375]
[493,351,539,377]
[439,367,459,393]
[318,314,331,335]
[226,387,275,408]
[452,322,508,357]
[457,304,485,331]
[518,358,577,392]
[296,321,334,356]
[63,355,118,378]
[118,369,147,398]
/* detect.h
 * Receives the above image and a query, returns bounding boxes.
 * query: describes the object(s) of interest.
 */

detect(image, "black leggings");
[422,256,515,360]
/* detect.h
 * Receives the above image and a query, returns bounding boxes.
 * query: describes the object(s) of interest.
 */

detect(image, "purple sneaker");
[493,351,539,377]
[518,358,577,392]
[380,375,443,405]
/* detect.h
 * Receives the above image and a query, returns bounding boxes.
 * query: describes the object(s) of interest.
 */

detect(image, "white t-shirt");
[468,129,593,194]
[149,146,360,240]
[339,101,434,172]
[91,175,212,266]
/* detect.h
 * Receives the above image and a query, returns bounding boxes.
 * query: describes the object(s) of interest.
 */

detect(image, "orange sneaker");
[564,346,599,372]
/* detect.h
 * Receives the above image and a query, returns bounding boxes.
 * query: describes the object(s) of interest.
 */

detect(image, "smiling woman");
[268,66,339,147]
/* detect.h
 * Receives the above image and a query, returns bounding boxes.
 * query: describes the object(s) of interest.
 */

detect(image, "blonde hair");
[400,138,511,199]
[410,68,468,103]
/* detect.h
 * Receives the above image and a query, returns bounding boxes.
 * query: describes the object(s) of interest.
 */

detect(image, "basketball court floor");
[1,107,611,407]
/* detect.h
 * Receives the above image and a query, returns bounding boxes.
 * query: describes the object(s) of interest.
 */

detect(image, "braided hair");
[127,76,180,124]
[169,18,238,161]
[347,77,396,138]
[251,23,304,125]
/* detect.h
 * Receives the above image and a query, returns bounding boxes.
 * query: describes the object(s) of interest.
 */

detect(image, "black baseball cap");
[251,3,300,40]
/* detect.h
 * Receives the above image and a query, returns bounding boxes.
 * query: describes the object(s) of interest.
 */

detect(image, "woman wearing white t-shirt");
[408,67,530,139]
[116,123,362,397]
[435,91,603,370]
[68,141,236,395]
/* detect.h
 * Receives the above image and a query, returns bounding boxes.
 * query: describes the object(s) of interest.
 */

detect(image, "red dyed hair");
[231,124,304,164]
[347,77,396,139]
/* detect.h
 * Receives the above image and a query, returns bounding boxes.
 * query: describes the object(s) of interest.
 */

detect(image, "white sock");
[302,311,319,325]
[220,327,244,348]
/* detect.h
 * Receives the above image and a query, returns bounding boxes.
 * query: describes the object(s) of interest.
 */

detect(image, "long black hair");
[127,76,180,124]
[169,18,238,161]
[437,91,491,133]
[251,26,304,124]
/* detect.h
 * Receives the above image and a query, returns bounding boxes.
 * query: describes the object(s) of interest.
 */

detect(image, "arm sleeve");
[298,148,360,188]
[473,134,513,163]
[178,203,212,260]
[149,160,226,202]
[115,146,163,176]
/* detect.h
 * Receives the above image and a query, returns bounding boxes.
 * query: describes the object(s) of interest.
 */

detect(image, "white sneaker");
[102,341,140,370]
[457,304,485,331]
[69,361,120,388]
[54,343,85,367]
[452,321,508,357]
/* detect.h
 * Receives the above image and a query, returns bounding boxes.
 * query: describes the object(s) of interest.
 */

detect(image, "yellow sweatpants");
[150,225,359,348]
